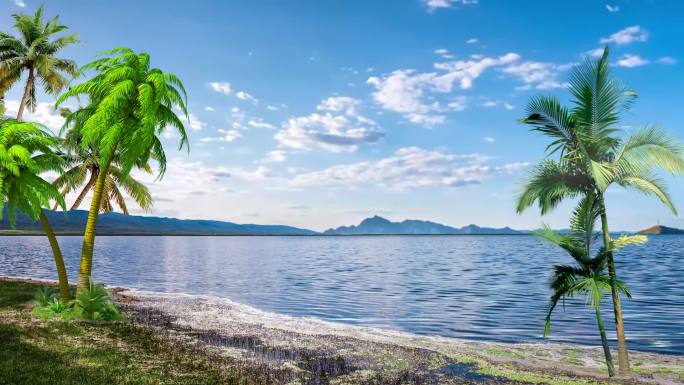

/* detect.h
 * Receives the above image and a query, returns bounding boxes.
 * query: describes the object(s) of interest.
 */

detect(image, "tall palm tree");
[535,195,646,377]
[0,119,69,299]
[56,48,189,294]
[52,126,153,214]
[0,5,78,120]
[517,47,684,374]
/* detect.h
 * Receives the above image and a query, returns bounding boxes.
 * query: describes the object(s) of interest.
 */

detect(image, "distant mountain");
[324,215,524,235]
[637,225,684,235]
[0,209,317,235]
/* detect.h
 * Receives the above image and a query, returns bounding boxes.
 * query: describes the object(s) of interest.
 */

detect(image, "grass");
[0,280,256,385]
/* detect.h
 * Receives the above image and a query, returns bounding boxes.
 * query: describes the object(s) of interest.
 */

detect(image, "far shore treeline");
[2,4,684,380]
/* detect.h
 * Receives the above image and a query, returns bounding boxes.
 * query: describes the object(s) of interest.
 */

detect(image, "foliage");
[31,280,123,322]
[0,5,78,111]
[0,119,65,226]
[56,47,189,179]
[72,279,123,321]
[53,120,153,213]
[517,47,684,215]
[32,286,57,307]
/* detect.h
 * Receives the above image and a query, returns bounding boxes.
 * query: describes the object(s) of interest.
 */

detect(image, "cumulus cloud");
[434,48,454,59]
[600,26,648,45]
[4,100,64,131]
[484,136,495,143]
[261,150,288,163]
[480,100,514,110]
[208,82,232,94]
[466,38,478,44]
[658,56,677,65]
[501,61,570,90]
[247,118,275,129]
[367,53,519,125]
[179,112,206,131]
[236,91,258,104]
[200,129,242,143]
[12,0,26,7]
[275,96,384,152]
[606,4,620,12]
[204,106,216,112]
[424,0,478,12]
[616,54,649,68]
[291,147,527,191]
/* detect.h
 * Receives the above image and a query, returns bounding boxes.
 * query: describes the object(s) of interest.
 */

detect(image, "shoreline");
[3,275,683,384]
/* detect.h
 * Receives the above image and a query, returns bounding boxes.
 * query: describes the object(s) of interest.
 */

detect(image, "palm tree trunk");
[70,170,98,210]
[16,71,72,301]
[597,194,630,375]
[76,157,112,295]
[595,305,616,377]
[16,66,34,121]
[38,211,71,301]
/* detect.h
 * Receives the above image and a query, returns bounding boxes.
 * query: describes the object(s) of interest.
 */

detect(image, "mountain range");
[0,209,316,235]
[324,215,524,235]
[2,209,680,236]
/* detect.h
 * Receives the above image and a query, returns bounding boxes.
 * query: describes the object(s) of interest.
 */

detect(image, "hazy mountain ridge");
[0,209,317,235]
[324,215,525,235]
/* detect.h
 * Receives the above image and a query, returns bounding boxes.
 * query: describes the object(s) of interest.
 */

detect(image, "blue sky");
[2,0,683,231]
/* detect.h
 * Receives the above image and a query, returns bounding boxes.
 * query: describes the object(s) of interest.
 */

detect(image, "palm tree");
[536,194,646,377]
[0,5,78,120]
[56,48,189,294]
[52,126,153,214]
[0,119,70,299]
[517,47,684,374]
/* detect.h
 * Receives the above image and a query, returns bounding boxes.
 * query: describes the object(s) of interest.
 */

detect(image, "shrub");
[31,280,123,322]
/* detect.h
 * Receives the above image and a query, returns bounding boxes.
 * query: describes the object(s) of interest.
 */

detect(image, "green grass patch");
[0,280,255,385]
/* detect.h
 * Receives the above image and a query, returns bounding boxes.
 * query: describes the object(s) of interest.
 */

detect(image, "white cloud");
[616,54,649,68]
[248,118,275,129]
[291,147,527,191]
[600,26,648,45]
[12,0,26,7]
[199,129,242,143]
[4,100,64,131]
[466,38,478,44]
[424,0,478,12]
[586,48,605,58]
[180,112,206,131]
[480,100,514,110]
[447,96,467,111]
[367,53,519,125]
[484,136,495,143]
[606,4,620,12]
[275,96,383,152]
[204,106,216,112]
[261,150,288,163]
[208,82,232,94]
[658,56,677,65]
[434,48,454,59]
[502,61,569,90]
[236,91,258,104]
[267,105,280,111]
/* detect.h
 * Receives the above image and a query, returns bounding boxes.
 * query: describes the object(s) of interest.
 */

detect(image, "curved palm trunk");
[76,157,112,295]
[70,170,98,210]
[39,211,71,301]
[595,305,615,377]
[598,194,630,375]
[16,67,34,121]
[16,73,72,301]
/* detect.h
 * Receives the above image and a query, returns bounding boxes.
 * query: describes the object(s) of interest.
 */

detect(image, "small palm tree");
[517,47,684,373]
[0,119,70,299]
[56,48,189,294]
[52,126,153,214]
[536,195,646,377]
[0,5,78,120]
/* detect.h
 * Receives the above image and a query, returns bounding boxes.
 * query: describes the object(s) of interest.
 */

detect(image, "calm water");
[1,235,682,354]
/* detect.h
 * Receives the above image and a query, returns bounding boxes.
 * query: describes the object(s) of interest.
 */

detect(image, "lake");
[1,235,682,354]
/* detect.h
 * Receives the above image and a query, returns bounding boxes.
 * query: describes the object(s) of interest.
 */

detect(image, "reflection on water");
[1,235,682,354]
